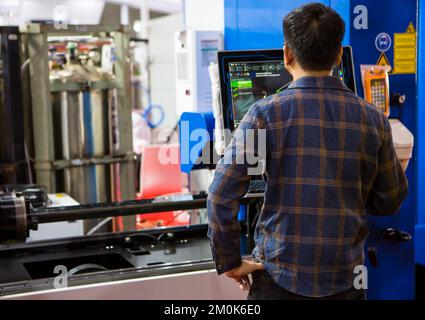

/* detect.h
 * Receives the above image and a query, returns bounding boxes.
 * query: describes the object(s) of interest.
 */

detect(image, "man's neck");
[291,69,332,81]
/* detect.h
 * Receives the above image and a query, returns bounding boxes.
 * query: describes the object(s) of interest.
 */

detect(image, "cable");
[163,210,186,226]
[125,232,158,242]
[21,59,30,76]
[143,104,165,128]
[68,263,108,276]
[156,231,175,242]
[165,121,179,144]
[276,80,293,93]
[133,82,165,128]
[86,217,113,235]
[24,141,33,184]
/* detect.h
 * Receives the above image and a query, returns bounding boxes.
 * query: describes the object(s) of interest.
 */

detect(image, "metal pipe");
[29,198,208,224]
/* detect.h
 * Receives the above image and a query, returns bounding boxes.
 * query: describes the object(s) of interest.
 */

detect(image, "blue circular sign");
[375,33,392,53]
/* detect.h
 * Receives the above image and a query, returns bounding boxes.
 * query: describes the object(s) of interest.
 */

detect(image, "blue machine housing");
[224,0,420,299]
[350,0,417,300]
[179,112,215,173]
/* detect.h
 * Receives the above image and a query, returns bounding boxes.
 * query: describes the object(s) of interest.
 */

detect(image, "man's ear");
[284,45,294,68]
[335,46,343,65]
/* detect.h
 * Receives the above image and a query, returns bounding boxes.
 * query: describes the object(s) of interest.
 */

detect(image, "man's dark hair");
[283,3,345,71]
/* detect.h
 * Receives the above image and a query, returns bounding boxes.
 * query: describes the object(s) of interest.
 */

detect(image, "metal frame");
[20,24,136,229]
[0,267,246,300]
[0,27,28,185]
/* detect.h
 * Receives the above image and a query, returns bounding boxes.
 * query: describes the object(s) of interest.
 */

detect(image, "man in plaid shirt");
[207,3,408,299]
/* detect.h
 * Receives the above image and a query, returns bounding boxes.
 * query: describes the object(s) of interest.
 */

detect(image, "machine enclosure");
[175,30,223,115]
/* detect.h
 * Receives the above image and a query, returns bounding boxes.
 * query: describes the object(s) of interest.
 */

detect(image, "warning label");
[376,52,392,69]
[393,22,417,74]
[406,22,416,33]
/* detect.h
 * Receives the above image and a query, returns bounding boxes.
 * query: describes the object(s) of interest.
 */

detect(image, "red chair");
[136,144,189,229]
[138,144,182,198]
[115,144,188,231]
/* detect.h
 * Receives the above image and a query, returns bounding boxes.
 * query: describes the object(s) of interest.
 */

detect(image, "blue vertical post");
[83,91,97,203]
[416,0,425,265]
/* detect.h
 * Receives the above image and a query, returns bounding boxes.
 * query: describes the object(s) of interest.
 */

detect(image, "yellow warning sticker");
[406,22,416,33]
[376,52,392,69]
[393,23,417,74]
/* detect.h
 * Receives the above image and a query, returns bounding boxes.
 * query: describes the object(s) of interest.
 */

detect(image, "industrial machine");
[0,23,237,299]
[21,24,135,203]
[1,24,138,235]
[0,184,262,298]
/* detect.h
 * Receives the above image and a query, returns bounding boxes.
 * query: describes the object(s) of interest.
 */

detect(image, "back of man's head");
[283,3,345,71]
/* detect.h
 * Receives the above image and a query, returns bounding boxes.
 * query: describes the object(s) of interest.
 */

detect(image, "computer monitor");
[218,47,357,131]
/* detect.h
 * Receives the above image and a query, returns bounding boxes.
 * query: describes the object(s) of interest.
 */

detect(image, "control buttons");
[391,93,407,106]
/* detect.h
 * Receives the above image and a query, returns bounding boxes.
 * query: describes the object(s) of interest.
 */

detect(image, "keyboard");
[247,179,266,194]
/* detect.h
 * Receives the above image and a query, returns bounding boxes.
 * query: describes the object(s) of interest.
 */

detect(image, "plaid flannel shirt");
[207,76,408,297]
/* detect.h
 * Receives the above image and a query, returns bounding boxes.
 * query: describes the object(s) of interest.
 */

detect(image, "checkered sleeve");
[207,103,267,274]
[366,117,408,215]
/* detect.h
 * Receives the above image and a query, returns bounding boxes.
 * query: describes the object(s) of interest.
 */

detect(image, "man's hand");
[224,260,265,291]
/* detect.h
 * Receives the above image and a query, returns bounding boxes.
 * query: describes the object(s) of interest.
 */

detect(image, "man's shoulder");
[351,95,389,128]
[253,94,279,109]
[251,90,388,129]
[252,92,294,111]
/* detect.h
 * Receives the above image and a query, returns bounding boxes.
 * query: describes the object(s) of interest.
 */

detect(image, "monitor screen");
[229,60,291,129]
[218,47,356,131]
